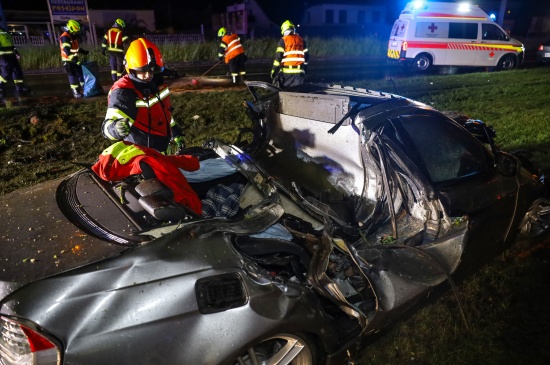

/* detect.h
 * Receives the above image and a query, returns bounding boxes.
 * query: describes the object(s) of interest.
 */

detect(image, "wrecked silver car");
[1,81,548,365]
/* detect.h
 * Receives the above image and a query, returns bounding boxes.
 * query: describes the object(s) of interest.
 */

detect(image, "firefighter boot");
[72,87,83,99]
[16,85,30,97]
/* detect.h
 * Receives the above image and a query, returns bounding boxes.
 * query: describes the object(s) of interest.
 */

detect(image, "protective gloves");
[101,48,107,56]
[114,118,131,138]
[173,136,186,149]
[218,56,224,62]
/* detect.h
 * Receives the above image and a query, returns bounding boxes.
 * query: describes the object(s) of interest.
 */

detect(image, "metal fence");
[12,36,49,46]
[11,33,205,47]
[143,34,205,44]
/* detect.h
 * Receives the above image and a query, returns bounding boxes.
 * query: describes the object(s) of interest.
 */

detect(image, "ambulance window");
[448,23,478,40]
[482,24,509,41]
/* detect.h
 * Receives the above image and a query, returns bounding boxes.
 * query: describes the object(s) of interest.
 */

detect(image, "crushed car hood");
[0,178,127,298]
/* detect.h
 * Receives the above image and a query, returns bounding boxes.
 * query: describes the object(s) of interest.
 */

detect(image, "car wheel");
[519,199,550,238]
[413,53,432,72]
[497,54,516,70]
[232,333,317,365]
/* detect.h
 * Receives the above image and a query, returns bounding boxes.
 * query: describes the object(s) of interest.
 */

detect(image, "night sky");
[1,0,549,31]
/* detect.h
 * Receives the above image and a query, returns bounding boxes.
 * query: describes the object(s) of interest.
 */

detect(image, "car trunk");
[0,177,129,298]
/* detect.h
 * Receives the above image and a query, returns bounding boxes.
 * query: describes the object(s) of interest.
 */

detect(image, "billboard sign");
[48,0,88,22]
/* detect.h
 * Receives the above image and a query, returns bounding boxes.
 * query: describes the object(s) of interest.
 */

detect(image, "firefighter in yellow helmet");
[0,25,30,100]
[59,20,89,98]
[271,20,309,89]
[101,38,183,153]
[217,27,247,84]
[101,18,129,82]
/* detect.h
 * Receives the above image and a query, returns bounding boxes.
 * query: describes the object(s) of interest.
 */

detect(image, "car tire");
[413,53,432,72]
[497,54,517,71]
[232,333,318,365]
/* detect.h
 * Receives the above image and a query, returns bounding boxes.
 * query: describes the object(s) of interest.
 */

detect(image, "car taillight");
[538,44,544,51]
[0,316,60,365]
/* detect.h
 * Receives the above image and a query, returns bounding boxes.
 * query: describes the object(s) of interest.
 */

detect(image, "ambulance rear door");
[387,19,408,61]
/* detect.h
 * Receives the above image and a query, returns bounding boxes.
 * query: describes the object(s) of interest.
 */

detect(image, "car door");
[395,114,520,269]
[476,22,511,66]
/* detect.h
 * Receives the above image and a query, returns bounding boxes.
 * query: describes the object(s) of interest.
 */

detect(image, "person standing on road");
[101,18,128,82]
[101,38,183,153]
[59,20,89,98]
[217,27,247,84]
[271,20,309,89]
[0,26,30,100]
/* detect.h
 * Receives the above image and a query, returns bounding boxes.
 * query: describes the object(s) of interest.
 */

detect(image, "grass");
[1,66,549,364]
[16,36,387,70]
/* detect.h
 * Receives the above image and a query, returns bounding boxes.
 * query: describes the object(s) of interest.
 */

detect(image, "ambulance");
[387,1,525,71]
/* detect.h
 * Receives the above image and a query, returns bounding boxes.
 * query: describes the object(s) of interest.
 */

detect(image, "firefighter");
[0,26,29,99]
[101,18,129,82]
[101,38,183,153]
[271,20,309,89]
[59,20,89,98]
[217,27,247,84]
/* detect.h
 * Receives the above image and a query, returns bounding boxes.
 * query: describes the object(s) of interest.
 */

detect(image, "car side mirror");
[495,151,520,177]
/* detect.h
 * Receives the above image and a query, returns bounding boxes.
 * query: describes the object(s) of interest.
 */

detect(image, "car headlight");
[195,273,247,314]
[0,316,60,365]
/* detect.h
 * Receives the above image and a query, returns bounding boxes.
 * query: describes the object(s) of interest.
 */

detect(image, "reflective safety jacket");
[0,30,15,56]
[272,33,309,74]
[101,27,128,53]
[103,75,177,152]
[218,33,244,63]
[59,31,80,62]
[92,141,202,215]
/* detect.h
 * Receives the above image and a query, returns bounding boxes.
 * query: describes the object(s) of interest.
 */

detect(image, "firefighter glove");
[101,48,106,56]
[114,118,130,138]
[218,56,223,62]
[172,136,186,150]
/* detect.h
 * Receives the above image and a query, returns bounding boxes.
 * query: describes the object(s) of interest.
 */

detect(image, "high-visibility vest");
[103,27,128,52]
[281,34,305,67]
[92,141,202,215]
[0,30,15,55]
[220,33,244,63]
[59,31,80,62]
[107,76,175,139]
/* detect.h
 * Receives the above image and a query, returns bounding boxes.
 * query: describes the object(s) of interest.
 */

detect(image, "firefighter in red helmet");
[101,38,183,153]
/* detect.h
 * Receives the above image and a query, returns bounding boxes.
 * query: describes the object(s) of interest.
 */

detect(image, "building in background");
[300,2,388,37]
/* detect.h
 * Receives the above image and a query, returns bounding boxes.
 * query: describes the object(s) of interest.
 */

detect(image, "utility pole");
[498,0,507,26]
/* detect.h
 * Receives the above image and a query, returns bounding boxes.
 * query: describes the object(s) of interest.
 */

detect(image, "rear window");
[391,20,408,37]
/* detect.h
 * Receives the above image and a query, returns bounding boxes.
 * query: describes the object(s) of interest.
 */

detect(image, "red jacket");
[92,141,202,215]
